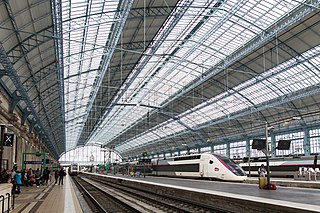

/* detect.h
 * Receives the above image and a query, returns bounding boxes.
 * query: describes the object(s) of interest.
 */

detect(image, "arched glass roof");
[0,0,319,159]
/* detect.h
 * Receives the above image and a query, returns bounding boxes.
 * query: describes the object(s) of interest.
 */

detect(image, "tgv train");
[68,163,80,176]
[150,153,247,181]
[239,155,318,177]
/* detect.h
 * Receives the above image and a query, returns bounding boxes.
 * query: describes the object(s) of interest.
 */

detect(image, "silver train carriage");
[239,155,318,177]
[69,163,80,176]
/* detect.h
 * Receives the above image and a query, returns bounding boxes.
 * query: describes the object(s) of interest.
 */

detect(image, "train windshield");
[219,156,246,176]
[71,164,78,170]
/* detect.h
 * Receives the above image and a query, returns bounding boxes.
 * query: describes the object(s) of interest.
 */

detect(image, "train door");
[207,158,217,179]
[214,156,227,180]
[201,155,213,178]
[207,155,224,179]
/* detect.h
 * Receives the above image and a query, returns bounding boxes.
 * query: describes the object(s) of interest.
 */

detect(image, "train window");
[174,155,201,161]
[209,160,214,164]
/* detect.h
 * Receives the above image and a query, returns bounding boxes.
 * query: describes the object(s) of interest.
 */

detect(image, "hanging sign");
[3,133,14,146]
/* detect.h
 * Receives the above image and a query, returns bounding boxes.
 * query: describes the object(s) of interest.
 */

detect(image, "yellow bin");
[259,177,267,189]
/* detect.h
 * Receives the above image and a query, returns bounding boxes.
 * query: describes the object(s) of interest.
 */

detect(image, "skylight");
[88,0,301,150]
[62,0,119,150]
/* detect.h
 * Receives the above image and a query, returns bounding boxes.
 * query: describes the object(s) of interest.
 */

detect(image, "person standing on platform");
[258,164,266,177]
[15,170,22,194]
[11,169,17,194]
[27,168,33,186]
[35,168,41,187]
[43,168,50,185]
[54,170,59,185]
[258,164,267,189]
[21,169,27,187]
[58,167,65,185]
[1,169,9,183]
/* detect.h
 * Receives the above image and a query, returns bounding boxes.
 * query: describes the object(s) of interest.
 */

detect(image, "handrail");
[0,192,13,213]
[0,195,4,213]
[6,192,13,211]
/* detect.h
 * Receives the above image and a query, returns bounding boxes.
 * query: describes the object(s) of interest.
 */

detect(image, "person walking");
[58,167,65,185]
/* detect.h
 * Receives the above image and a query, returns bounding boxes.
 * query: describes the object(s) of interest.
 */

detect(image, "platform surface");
[245,176,320,189]
[93,173,320,210]
[12,174,82,213]
[134,176,320,205]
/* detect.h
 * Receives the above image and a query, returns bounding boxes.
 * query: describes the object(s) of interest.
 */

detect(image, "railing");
[0,192,14,213]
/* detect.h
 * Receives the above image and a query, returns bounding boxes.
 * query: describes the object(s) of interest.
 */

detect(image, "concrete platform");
[12,174,83,213]
[245,177,320,189]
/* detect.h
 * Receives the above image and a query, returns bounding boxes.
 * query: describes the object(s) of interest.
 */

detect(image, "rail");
[0,192,14,213]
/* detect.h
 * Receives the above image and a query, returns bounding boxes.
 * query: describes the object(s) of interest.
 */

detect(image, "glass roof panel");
[118,45,320,151]
[63,0,119,150]
[90,105,147,144]
[79,0,304,150]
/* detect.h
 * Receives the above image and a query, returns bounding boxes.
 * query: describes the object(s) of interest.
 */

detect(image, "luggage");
[263,183,277,190]
[259,177,267,189]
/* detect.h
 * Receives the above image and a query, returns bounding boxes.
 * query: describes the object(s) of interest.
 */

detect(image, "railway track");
[76,174,230,213]
[72,176,140,213]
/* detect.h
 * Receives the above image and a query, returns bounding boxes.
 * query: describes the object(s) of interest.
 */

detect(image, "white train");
[69,163,80,176]
[239,155,318,177]
[151,153,247,182]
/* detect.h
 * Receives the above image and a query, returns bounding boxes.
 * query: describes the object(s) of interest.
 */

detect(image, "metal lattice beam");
[0,42,59,157]
[76,0,135,145]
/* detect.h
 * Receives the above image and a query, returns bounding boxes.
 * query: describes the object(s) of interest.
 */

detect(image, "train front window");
[219,156,246,176]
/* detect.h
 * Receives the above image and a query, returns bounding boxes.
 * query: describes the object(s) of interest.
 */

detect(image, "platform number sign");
[3,133,14,146]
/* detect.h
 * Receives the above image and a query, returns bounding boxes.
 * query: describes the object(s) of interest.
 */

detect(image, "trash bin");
[259,177,267,189]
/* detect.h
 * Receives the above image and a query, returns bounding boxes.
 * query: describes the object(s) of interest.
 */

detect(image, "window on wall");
[173,151,179,157]
[275,132,304,156]
[213,144,227,156]
[180,150,188,155]
[310,138,320,154]
[165,153,171,157]
[230,141,246,159]
[58,145,122,163]
[200,146,211,153]
[189,148,198,154]
[310,129,320,154]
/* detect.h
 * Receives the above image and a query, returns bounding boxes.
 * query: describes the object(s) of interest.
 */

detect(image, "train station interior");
[0,0,319,212]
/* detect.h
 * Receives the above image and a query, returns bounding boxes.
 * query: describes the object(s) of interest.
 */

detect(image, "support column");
[303,128,310,156]
[0,125,5,171]
[246,139,250,158]
[270,133,276,158]
[246,138,252,177]
[226,143,230,158]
